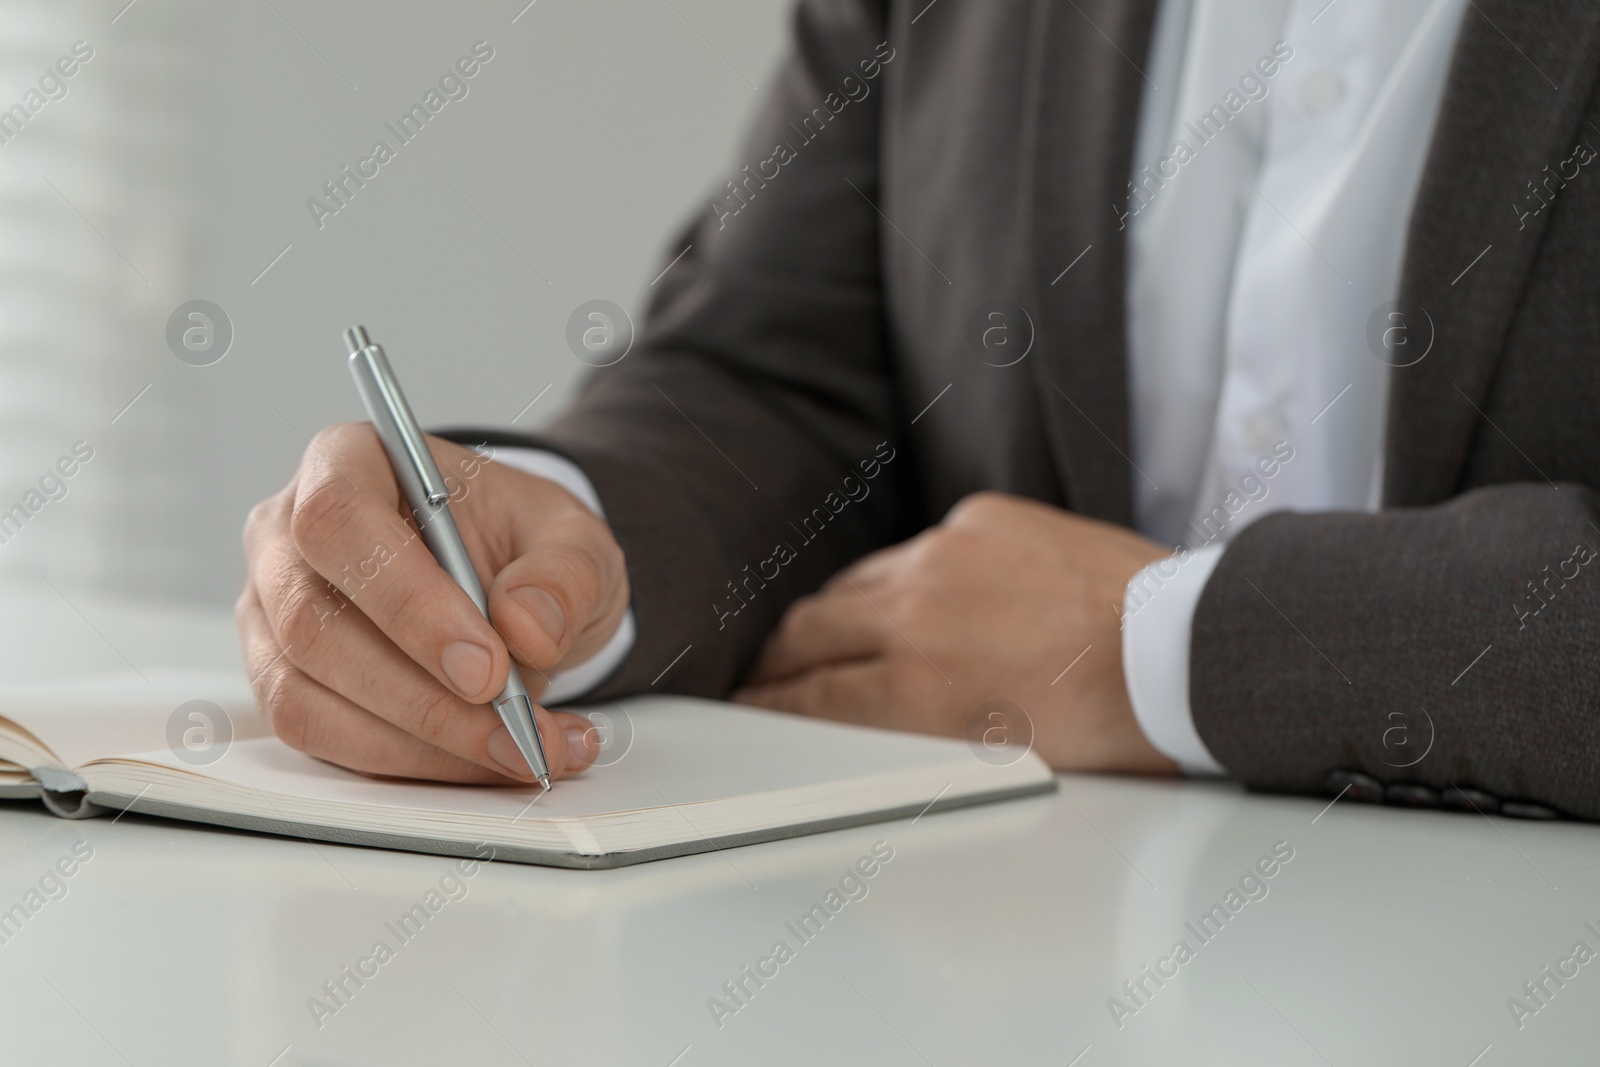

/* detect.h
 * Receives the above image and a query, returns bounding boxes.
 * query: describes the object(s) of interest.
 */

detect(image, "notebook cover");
[85,778,1058,869]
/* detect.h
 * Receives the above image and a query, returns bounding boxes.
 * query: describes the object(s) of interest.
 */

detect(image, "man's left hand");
[733,492,1179,774]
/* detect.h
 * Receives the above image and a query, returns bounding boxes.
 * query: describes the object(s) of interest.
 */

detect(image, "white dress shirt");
[517,0,1471,750]
[1122,0,1469,772]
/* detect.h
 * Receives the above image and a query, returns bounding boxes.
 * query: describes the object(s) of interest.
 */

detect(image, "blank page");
[99,696,1025,820]
[0,670,266,770]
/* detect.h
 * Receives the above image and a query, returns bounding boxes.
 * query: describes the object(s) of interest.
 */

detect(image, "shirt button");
[1241,408,1289,455]
[1298,68,1347,116]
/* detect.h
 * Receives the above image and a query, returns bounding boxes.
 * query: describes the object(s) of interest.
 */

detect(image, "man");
[238,0,1600,818]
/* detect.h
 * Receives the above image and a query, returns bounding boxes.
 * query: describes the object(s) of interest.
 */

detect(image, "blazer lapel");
[1022,0,1161,526]
[1386,0,1600,506]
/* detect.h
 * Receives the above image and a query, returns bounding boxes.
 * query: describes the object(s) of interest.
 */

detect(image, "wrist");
[1094,673,1182,775]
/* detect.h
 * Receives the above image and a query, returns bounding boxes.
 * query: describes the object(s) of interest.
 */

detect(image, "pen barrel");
[346,336,536,714]
[348,351,491,613]
[412,503,490,614]
[415,503,536,709]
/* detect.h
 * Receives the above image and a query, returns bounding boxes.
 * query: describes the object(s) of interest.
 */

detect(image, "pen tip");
[538,774,552,792]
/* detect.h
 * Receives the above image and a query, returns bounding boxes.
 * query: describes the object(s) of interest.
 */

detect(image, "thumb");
[486,511,630,676]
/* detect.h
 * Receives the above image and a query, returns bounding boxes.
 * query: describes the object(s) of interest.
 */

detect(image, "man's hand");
[236,423,631,784]
[733,492,1178,774]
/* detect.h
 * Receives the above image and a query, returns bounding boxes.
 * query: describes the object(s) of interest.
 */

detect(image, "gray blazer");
[452,0,1600,818]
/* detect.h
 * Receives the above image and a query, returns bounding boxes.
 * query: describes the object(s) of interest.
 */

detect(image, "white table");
[0,588,1595,1064]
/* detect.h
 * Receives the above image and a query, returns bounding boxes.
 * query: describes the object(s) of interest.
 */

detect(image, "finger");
[746,587,888,685]
[248,488,539,778]
[238,588,514,783]
[733,660,891,727]
[242,588,595,781]
[481,702,600,779]
[486,501,629,674]
[546,708,600,775]
[819,534,921,594]
[243,537,591,782]
[286,423,514,705]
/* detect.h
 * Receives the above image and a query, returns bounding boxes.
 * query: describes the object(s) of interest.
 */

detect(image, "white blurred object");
[0,0,787,608]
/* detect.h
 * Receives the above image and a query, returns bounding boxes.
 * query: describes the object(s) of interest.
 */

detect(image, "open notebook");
[0,671,1054,868]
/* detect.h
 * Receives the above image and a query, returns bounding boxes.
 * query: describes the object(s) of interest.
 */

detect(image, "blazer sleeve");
[1189,483,1600,819]
[445,0,910,701]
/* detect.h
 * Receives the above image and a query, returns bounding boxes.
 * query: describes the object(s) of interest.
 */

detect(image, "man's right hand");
[236,423,631,785]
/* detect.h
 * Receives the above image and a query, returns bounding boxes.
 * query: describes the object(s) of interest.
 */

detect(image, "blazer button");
[1501,801,1560,820]
[1441,786,1499,814]
[1385,783,1439,808]
[1324,769,1383,803]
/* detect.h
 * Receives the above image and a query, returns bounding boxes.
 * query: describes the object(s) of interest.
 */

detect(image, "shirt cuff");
[490,447,637,705]
[1121,543,1228,776]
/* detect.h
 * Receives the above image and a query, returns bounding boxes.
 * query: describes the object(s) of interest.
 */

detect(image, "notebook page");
[0,670,266,770]
[93,696,1016,821]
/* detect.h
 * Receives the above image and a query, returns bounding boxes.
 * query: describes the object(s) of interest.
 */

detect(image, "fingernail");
[440,640,493,697]
[487,726,533,778]
[564,723,594,768]
[511,587,567,646]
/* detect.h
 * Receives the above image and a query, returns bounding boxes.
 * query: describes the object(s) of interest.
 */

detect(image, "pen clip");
[345,326,452,508]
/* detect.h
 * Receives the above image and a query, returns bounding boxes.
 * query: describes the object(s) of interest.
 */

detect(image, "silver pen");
[344,325,553,790]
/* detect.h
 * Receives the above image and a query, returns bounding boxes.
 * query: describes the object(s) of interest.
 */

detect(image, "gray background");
[0,0,788,606]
